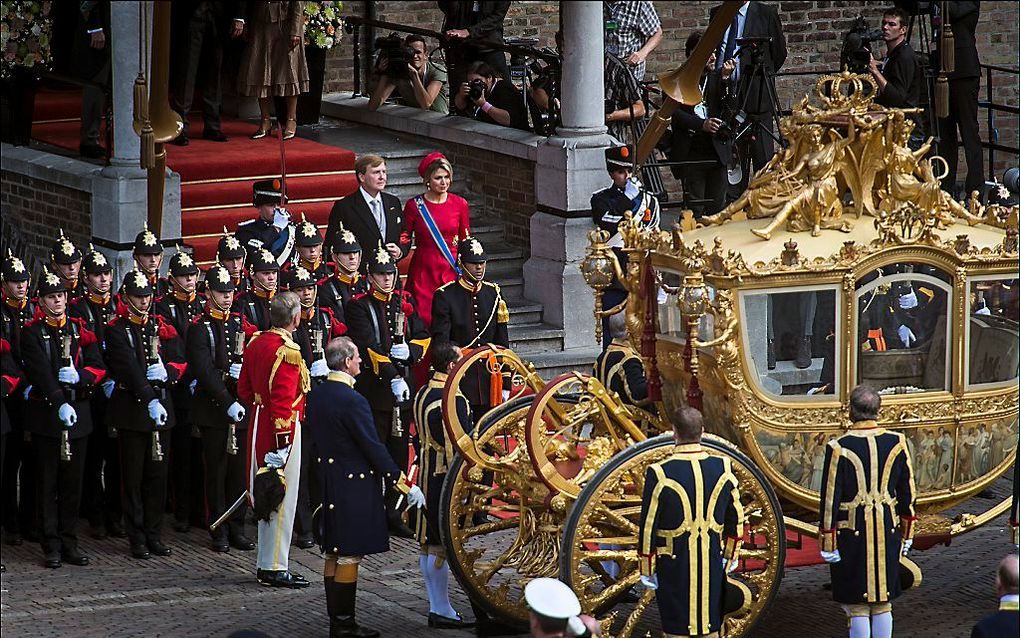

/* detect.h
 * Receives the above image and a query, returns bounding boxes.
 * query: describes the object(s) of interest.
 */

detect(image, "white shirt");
[359,186,386,238]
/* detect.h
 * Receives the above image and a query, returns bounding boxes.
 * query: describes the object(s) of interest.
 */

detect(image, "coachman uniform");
[69,247,123,538]
[594,335,650,409]
[132,226,169,297]
[236,179,296,266]
[233,248,278,331]
[305,367,419,637]
[186,265,257,553]
[284,214,332,283]
[104,271,187,559]
[318,224,367,324]
[639,441,747,637]
[20,267,107,568]
[154,252,205,533]
[431,236,509,416]
[818,419,917,616]
[50,231,84,301]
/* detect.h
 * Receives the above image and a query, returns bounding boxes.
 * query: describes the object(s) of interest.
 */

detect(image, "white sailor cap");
[524,578,581,619]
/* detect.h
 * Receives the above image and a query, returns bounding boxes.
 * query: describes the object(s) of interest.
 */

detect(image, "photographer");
[869,7,922,118]
[368,34,449,114]
[453,60,529,130]
[670,32,736,218]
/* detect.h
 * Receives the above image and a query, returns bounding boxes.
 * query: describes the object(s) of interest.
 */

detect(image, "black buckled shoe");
[257,570,311,588]
[428,612,474,629]
[147,540,172,557]
[43,551,62,569]
[130,544,151,560]
[228,533,255,551]
[61,548,90,566]
[210,537,230,553]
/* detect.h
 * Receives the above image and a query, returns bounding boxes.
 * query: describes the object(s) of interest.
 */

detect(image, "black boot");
[330,580,380,638]
[795,336,812,369]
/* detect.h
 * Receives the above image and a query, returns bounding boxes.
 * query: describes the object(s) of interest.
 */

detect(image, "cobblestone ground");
[1,485,1015,637]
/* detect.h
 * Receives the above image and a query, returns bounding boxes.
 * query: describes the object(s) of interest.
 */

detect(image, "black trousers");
[34,435,87,554]
[171,6,223,133]
[81,396,122,527]
[2,427,38,537]
[939,76,984,195]
[680,161,727,218]
[371,408,410,474]
[118,429,169,547]
[200,425,246,540]
[169,408,204,526]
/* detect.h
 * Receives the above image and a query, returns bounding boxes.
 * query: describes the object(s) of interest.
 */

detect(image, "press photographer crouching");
[368,33,450,114]
[867,7,923,146]
[453,60,529,131]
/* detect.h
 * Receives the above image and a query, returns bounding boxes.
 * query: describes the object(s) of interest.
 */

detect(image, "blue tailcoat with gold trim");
[818,421,917,605]
[638,443,744,636]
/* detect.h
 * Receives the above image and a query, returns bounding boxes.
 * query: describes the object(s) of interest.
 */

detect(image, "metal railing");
[980,63,1020,175]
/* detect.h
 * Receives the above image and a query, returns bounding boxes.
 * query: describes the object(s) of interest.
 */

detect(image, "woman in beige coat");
[232,1,309,140]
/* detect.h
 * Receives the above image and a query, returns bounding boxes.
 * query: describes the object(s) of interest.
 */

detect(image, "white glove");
[146,361,168,382]
[501,389,510,402]
[272,206,290,230]
[101,379,115,399]
[898,289,918,309]
[310,358,329,378]
[189,379,198,395]
[820,549,842,564]
[228,363,242,380]
[722,557,739,573]
[390,377,410,402]
[57,403,77,428]
[901,538,913,556]
[226,401,246,423]
[58,366,80,385]
[406,485,426,509]
[639,574,658,590]
[897,325,916,348]
[147,399,168,427]
[22,384,32,400]
[389,342,410,361]
[264,446,291,468]
[657,286,669,306]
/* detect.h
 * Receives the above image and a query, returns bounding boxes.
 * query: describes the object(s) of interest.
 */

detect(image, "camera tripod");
[905,10,942,153]
[729,38,785,188]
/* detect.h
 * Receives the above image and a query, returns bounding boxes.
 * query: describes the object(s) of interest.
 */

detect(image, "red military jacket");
[237,328,310,476]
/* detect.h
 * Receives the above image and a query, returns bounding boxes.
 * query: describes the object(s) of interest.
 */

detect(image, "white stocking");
[427,555,459,619]
[871,611,893,638]
[849,615,871,638]
[418,554,436,613]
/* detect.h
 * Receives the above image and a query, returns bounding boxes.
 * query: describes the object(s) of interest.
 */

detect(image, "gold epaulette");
[280,341,303,366]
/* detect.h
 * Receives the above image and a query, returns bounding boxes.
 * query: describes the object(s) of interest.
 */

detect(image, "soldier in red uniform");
[237,291,311,588]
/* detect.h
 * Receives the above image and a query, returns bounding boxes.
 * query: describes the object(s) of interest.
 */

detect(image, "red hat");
[418,151,447,178]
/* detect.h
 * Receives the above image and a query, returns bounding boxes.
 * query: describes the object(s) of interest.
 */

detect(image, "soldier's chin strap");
[458,262,486,291]
[125,296,150,323]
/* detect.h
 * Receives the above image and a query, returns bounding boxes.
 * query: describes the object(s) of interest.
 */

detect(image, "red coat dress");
[401,193,471,328]
[237,328,310,481]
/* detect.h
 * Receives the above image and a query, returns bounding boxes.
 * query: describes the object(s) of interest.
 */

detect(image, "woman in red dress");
[401,152,471,328]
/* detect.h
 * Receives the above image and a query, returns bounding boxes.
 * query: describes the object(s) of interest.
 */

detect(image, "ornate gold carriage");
[434,67,1018,637]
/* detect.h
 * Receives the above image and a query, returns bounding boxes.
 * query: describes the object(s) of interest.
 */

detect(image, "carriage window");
[740,288,838,397]
[855,264,952,393]
[968,278,1019,386]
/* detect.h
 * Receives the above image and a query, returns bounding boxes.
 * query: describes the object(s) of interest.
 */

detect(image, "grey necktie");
[371,199,386,238]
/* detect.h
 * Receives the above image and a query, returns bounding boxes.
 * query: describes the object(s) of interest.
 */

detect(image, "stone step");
[494,276,523,300]
[525,347,601,381]
[506,300,543,325]
[508,322,564,354]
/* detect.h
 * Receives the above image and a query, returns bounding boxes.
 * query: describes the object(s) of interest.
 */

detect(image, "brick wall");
[0,170,92,267]
[326,1,1018,175]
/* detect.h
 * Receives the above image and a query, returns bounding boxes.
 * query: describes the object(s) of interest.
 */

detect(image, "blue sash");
[414,196,461,276]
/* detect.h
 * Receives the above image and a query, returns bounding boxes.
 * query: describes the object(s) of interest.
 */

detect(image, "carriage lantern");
[580,229,619,343]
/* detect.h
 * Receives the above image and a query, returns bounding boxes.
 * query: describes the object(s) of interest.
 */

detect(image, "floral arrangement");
[1,0,53,79]
[304,1,344,50]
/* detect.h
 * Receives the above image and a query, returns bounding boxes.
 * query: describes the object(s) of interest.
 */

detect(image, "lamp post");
[679,272,709,410]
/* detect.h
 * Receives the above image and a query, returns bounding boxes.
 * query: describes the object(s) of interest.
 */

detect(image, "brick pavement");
[1,482,1015,637]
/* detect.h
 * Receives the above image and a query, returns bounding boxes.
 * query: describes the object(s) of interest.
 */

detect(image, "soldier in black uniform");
[20,267,107,568]
[282,265,347,549]
[132,226,168,298]
[235,179,296,267]
[590,144,660,349]
[346,245,430,538]
[318,223,367,324]
[593,310,650,409]
[186,264,256,554]
[232,248,278,331]
[284,215,332,283]
[212,227,249,296]
[818,385,917,638]
[1,251,37,545]
[431,236,509,420]
[104,270,187,559]
[69,246,124,539]
[412,342,472,628]
[305,335,425,638]
[153,252,205,533]
[50,231,84,302]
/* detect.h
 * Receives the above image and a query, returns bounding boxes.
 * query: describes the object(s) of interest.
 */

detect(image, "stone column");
[523,1,613,352]
[92,1,180,281]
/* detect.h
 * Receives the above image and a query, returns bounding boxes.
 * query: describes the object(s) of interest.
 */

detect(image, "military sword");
[209,490,251,532]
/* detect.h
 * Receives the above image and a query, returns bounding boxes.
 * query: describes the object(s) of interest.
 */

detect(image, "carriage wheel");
[440,394,580,628]
[559,433,786,638]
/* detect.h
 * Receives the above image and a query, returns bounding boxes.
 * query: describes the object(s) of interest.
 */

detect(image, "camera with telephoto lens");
[468,78,487,101]
[374,33,415,80]
[840,15,884,73]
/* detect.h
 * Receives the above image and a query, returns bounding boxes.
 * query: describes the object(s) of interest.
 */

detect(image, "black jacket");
[326,191,407,271]
[944,1,980,80]
[713,2,787,115]
[318,270,369,324]
[68,294,118,343]
[670,70,733,169]
[875,40,920,110]
[186,309,252,429]
[971,608,1019,638]
[438,1,511,46]
[232,290,274,332]
[153,293,204,405]
[594,340,649,408]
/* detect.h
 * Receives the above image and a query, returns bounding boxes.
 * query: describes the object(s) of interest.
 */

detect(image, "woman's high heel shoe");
[250,117,273,140]
[282,118,297,141]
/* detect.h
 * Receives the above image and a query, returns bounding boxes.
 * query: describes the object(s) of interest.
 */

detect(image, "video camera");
[374,33,416,80]
[841,16,884,73]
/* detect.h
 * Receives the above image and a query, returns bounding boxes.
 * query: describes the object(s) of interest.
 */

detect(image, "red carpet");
[31,88,357,265]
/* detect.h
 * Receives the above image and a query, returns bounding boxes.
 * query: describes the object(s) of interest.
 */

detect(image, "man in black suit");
[937,1,983,197]
[713,1,787,176]
[170,0,233,145]
[439,1,511,96]
[326,155,407,272]
[971,554,1018,638]
[869,7,922,147]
